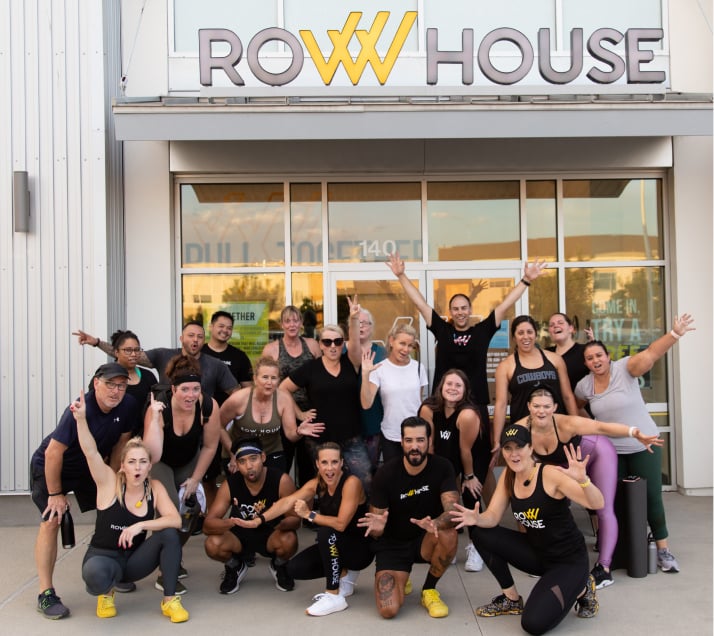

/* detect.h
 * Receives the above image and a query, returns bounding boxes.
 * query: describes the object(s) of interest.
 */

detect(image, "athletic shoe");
[96,592,116,618]
[155,576,187,595]
[465,543,484,572]
[178,564,188,579]
[475,593,524,617]
[161,595,189,623]
[404,578,413,595]
[421,589,449,618]
[575,574,599,618]
[306,592,348,616]
[219,560,248,594]
[269,558,295,592]
[591,563,614,589]
[244,552,257,567]
[114,581,136,593]
[37,588,70,620]
[339,577,355,598]
[191,515,204,536]
[657,548,680,572]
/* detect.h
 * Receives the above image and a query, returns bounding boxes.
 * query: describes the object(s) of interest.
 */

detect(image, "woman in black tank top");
[72,390,188,622]
[451,424,604,634]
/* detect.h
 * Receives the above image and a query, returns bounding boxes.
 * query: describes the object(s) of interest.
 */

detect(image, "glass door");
[426,269,524,404]
[327,269,428,370]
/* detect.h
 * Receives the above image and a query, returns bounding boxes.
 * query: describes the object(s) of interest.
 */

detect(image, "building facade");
[2,0,712,494]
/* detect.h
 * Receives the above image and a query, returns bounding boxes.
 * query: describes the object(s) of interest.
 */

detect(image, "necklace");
[523,464,538,487]
[135,497,144,509]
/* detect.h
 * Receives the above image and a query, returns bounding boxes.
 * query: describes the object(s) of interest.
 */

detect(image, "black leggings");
[470,525,588,636]
[286,526,373,591]
[82,528,182,596]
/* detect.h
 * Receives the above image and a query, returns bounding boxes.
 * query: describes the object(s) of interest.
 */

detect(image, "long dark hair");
[421,368,474,414]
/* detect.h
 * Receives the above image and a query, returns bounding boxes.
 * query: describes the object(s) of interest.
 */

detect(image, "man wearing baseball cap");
[30,363,138,619]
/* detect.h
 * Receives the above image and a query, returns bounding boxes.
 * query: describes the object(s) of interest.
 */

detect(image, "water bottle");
[647,533,657,574]
[61,509,75,549]
[180,494,200,534]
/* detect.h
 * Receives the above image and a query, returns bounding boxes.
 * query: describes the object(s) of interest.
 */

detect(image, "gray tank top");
[278,337,314,410]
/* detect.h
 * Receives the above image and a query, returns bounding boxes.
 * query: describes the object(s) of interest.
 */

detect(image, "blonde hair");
[116,437,152,508]
[319,324,345,339]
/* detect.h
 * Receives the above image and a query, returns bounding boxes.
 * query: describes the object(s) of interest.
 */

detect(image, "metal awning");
[113,93,712,141]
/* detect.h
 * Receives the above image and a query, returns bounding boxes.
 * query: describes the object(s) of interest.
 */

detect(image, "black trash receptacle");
[610,476,648,578]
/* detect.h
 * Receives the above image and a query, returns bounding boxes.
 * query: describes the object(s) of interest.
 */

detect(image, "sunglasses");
[320,337,344,347]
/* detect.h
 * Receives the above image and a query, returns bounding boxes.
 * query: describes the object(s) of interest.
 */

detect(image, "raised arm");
[493,260,547,325]
[346,295,363,370]
[73,328,152,367]
[626,314,695,378]
[555,413,663,452]
[548,445,604,510]
[491,357,513,458]
[70,390,115,489]
[142,393,166,466]
[360,349,381,409]
[386,252,433,325]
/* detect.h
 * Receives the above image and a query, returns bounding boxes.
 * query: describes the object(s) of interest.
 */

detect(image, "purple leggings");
[579,434,618,568]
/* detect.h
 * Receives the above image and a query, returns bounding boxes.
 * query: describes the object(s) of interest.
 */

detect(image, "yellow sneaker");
[96,592,116,618]
[161,595,189,623]
[404,578,412,595]
[421,588,449,618]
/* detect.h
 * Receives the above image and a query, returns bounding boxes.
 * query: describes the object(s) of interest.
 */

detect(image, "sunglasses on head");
[320,337,344,347]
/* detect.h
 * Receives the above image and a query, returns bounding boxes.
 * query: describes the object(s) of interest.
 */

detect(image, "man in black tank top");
[203,439,300,595]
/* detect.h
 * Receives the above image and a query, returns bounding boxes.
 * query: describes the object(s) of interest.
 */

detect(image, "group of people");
[28,256,694,634]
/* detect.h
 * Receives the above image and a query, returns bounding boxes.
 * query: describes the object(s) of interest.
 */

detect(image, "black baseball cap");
[94,363,130,381]
[500,424,531,448]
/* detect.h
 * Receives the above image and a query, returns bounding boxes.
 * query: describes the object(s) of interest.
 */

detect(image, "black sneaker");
[37,588,70,620]
[475,593,523,617]
[269,558,295,592]
[575,574,599,618]
[590,563,613,589]
[191,515,205,536]
[219,560,248,594]
[244,551,257,567]
[155,576,187,595]
[114,580,136,593]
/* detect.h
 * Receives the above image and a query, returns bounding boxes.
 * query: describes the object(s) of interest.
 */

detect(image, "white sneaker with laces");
[465,543,484,572]
[306,592,348,616]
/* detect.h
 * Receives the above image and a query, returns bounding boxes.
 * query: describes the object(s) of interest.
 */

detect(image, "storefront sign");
[198,11,665,90]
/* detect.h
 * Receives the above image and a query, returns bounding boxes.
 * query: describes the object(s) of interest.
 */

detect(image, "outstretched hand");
[523,258,547,283]
[672,313,695,338]
[555,443,589,484]
[386,252,405,277]
[69,389,87,421]
[357,510,388,537]
[450,501,481,530]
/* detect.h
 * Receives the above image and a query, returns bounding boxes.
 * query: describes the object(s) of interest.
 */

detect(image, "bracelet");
[628,426,637,438]
[579,477,591,488]
[93,338,100,347]
[670,330,681,340]
[47,491,63,497]
[257,512,266,525]
[520,278,531,287]
[463,473,475,480]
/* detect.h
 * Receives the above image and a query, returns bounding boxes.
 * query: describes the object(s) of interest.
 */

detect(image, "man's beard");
[404,448,427,467]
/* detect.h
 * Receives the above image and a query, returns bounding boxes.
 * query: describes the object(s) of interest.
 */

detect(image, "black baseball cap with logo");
[500,424,531,448]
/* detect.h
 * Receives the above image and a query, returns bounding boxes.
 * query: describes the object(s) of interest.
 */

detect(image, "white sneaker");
[465,543,483,572]
[339,577,355,598]
[306,592,348,616]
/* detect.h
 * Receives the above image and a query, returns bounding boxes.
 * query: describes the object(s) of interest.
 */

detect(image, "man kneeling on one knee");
[358,416,458,619]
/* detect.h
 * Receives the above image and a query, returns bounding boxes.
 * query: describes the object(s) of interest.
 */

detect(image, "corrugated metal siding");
[0,0,114,492]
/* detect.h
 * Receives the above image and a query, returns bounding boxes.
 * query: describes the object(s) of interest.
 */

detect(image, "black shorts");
[373,531,428,573]
[30,466,96,516]
[229,524,281,556]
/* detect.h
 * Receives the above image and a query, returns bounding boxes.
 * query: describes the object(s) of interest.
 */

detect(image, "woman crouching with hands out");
[451,424,603,635]
[71,391,188,623]
[233,442,372,617]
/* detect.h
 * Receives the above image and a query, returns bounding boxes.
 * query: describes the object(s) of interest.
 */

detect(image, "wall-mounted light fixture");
[13,171,30,232]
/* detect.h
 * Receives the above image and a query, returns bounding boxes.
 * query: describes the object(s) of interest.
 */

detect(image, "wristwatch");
[307,510,317,523]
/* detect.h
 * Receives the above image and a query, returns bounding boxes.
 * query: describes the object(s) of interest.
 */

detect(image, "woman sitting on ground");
[72,391,188,623]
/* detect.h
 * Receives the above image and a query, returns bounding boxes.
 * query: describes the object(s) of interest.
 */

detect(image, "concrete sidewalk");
[0,492,710,635]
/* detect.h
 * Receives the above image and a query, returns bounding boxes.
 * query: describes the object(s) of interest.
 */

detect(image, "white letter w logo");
[300,12,417,85]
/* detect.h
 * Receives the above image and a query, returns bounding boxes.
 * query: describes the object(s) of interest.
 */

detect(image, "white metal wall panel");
[0,0,111,493]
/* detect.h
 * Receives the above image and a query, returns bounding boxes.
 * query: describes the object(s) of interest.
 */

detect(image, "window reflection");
[563,179,663,261]
[181,184,285,267]
[291,273,324,339]
[427,181,520,261]
[328,183,421,263]
[564,266,666,402]
[526,181,556,262]
[290,184,322,266]
[182,273,285,362]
